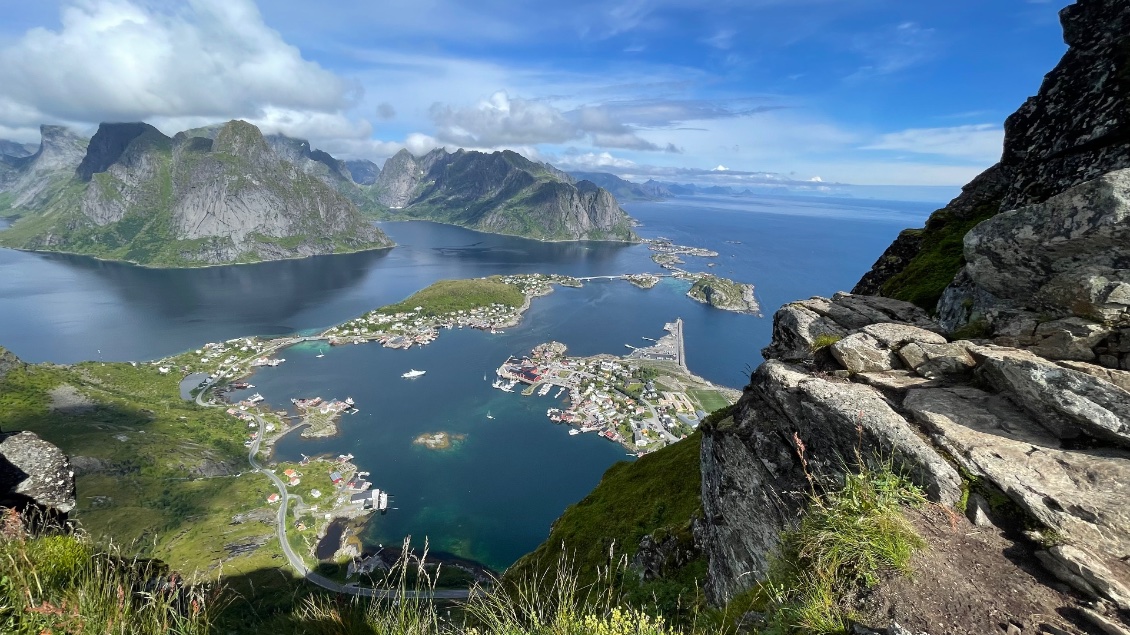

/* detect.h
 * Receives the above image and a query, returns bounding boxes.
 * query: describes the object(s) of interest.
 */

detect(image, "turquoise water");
[0,193,936,570]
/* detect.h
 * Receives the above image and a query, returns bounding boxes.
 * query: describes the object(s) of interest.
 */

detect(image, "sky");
[0,0,1069,187]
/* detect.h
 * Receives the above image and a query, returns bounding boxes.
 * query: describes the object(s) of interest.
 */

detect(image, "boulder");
[699,361,961,604]
[860,323,947,348]
[971,345,1130,446]
[0,431,76,514]
[904,386,1130,608]
[830,333,900,373]
[1035,545,1130,610]
[1029,317,1112,361]
[763,295,940,363]
[897,341,977,379]
[761,300,847,362]
[1056,360,1130,393]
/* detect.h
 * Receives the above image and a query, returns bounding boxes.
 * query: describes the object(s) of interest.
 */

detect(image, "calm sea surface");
[0,194,936,570]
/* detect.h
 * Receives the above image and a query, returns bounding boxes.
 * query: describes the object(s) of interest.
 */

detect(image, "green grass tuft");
[762,463,926,634]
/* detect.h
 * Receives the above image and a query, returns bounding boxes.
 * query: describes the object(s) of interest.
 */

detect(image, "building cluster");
[497,347,698,455]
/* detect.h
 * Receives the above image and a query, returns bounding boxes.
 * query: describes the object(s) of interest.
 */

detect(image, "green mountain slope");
[374,148,638,241]
[0,120,392,266]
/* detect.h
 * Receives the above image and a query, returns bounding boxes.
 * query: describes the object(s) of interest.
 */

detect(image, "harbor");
[489,319,735,454]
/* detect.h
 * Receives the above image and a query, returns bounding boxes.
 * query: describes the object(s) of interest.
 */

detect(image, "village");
[492,320,737,454]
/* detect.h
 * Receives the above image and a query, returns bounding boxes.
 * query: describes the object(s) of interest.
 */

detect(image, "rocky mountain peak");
[30,125,88,171]
[853,0,1130,313]
[344,159,380,185]
[212,120,270,161]
[1000,0,1130,209]
[76,122,168,181]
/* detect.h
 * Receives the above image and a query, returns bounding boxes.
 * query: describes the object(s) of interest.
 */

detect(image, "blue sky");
[0,0,1068,186]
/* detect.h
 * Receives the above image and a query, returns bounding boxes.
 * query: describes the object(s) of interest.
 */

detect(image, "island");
[413,431,467,451]
[686,274,761,315]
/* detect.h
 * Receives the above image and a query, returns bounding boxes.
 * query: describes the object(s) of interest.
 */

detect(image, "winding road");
[196,361,470,600]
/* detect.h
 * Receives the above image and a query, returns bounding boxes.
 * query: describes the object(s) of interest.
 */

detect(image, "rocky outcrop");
[700,292,1130,621]
[0,431,76,514]
[935,169,1130,369]
[375,148,638,241]
[854,0,1130,310]
[0,120,393,266]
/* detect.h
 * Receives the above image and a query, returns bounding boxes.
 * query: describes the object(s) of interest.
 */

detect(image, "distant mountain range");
[374,149,638,242]
[0,123,645,266]
[0,121,392,266]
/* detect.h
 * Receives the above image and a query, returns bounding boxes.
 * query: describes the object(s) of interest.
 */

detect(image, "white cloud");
[554,151,638,170]
[430,91,578,146]
[0,0,353,125]
[861,124,1003,163]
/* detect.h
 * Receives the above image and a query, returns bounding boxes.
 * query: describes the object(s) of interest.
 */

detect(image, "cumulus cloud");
[0,0,354,125]
[554,151,638,170]
[430,91,577,146]
[862,124,1004,163]
[429,90,770,152]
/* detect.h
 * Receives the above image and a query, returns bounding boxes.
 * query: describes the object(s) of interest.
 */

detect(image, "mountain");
[344,159,380,185]
[0,125,89,211]
[567,171,670,201]
[0,140,37,159]
[374,148,638,242]
[0,120,392,266]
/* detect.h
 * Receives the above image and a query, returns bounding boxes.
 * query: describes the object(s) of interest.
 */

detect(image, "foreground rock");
[0,431,76,514]
[701,291,1130,627]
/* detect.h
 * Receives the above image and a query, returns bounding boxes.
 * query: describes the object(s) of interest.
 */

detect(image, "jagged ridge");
[374,148,638,242]
[0,120,393,266]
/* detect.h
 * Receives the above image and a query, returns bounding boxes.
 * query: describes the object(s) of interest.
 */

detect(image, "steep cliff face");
[0,125,88,210]
[701,4,1130,628]
[854,0,1130,310]
[374,148,638,241]
[0,120,393,266]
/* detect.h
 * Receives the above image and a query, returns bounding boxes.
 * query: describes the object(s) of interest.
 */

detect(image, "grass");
[809,334,842,352]
[507,430,705,623]
[880,198,1001,312]
[0,349,280,578]
[686,389,731,414]
[376,278,525,317]
[757,463,927,634]
[0,510,214,635]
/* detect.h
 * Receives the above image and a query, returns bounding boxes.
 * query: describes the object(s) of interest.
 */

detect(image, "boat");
[401,369,426,379]
[345,397,355,406]
[568,429,580,436]
[486,412,494,420]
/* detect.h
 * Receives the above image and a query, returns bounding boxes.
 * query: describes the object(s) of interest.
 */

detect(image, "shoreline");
[0,242,396,270]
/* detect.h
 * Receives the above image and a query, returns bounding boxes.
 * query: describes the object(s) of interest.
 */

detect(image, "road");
[246,424,470,598]
[196,363,470,600]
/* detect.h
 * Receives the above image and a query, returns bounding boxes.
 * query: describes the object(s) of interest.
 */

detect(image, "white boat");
[345,397,355,406]
[568,429,580,436]
[486,412,495,420]
[401,369,426,379]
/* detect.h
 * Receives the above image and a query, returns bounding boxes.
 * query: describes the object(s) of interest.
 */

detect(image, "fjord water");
[0,194,937,569]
